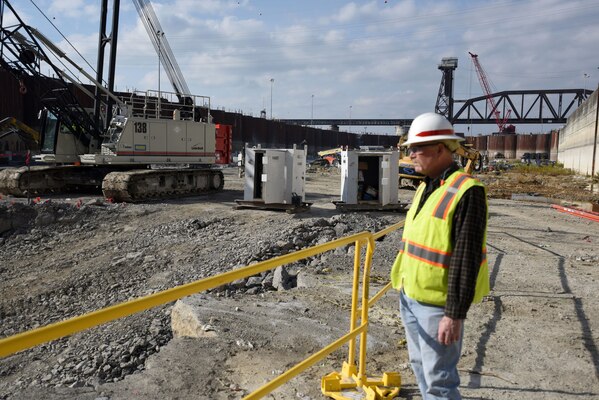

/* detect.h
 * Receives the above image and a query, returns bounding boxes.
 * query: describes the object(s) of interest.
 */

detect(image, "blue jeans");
[399,290,463,400]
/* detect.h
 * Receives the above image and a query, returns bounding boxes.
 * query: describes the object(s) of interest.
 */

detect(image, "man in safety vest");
[390,112,490,399]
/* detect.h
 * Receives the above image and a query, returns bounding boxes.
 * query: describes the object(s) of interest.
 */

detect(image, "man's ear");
[435,142,446,155]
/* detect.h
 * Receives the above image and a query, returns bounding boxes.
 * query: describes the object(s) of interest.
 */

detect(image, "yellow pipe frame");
[0,232,369,358]
[357,235,376,384]
[347,239,363,369]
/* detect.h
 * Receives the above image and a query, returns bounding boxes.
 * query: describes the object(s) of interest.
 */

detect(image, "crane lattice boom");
[468,52,511,132]
[132,0,191,101]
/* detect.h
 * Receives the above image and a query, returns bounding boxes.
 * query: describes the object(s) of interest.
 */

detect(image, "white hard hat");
[403,112,464,147]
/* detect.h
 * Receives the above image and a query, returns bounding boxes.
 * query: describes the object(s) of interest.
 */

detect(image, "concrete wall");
[558,88,599,175]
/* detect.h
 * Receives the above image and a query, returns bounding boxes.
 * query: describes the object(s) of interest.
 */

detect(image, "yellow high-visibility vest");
[390,170,490,306]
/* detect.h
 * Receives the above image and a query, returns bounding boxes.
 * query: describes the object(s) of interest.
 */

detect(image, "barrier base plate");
[322,369,401,400]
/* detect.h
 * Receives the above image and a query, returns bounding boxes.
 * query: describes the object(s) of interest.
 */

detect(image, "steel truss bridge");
[281,88,592,127]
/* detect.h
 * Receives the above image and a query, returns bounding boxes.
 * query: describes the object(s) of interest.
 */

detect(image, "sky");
[4,0,599,136]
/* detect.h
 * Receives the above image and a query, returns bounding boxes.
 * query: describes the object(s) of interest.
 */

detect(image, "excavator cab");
[38,109,58,154]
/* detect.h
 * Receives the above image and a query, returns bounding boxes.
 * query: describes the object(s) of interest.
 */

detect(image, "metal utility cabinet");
[339,149,400,207]
[243,145,307,206]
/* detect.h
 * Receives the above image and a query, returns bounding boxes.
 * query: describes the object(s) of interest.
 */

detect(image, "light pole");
[349,105,352,133]
[270,78,274,119]
[311,94,314,126]
[584,73,590,93]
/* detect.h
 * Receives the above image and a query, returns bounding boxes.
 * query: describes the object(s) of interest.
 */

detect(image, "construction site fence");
[0,220,406,399]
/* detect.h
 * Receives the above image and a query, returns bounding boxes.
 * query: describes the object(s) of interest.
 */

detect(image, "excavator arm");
[317,147,344,157]
[455,144,480,174]
[0,117,40,150]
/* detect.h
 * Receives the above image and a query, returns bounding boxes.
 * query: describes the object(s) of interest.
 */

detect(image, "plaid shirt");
[415,163,487,319]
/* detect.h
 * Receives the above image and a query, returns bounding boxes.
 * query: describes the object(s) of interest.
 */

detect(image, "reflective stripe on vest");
[432,173,471,220]
[399,239,489,270]
[398,239,452,269]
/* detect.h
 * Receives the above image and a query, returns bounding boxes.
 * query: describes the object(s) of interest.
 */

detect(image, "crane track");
[0,166,106,196]
[0,166,224,202]
[102,168,224,202]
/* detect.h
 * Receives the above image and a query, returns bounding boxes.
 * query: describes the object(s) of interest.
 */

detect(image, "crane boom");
[132,0,191,102]
[468,52,511,132]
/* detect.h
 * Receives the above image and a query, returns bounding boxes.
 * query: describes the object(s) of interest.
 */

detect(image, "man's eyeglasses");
[407,142,440,155]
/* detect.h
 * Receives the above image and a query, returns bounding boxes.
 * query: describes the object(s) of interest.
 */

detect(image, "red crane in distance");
[469,52,513,133]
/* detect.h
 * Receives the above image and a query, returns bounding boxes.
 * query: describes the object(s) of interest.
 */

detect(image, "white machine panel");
[380,152,399,205]
[262,150,286,204]
[341,151,359,204]
[287,147,306,202]
[133,120,149,154]
[167,120,187,154]
[149,122,166,153]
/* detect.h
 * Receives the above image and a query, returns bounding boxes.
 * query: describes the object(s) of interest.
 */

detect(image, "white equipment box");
[243,145,306,205]
[340,149,400,205]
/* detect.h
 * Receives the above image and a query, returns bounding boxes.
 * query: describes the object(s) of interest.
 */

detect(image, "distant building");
[558,89,598,175]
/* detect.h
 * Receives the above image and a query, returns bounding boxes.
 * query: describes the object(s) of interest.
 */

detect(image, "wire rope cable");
[28,0,107,86]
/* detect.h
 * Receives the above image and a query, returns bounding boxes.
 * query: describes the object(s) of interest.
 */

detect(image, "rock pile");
[0,200,397,396]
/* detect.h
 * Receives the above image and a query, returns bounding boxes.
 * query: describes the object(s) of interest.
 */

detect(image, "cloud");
[333,3,360,23]
[323,29,345,45]
[49,0,98,19]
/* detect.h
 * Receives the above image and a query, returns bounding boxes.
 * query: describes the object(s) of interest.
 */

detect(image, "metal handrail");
[0,231,370,358]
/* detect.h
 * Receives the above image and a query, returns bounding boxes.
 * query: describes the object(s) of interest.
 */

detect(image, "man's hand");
[438,316,463,345]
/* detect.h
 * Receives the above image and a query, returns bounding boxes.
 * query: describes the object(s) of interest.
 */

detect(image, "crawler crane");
[0,0,225,201]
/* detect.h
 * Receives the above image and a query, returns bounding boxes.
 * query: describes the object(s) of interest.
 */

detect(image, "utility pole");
[349,105,352,133]
[584,73,590,93]
[270,78,274,119]
[311,94,314,126]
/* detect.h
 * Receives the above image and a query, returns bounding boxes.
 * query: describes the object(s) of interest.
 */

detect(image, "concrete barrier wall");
[550,130,559,162]
[516,134,536,159]
[504,134,517,159]
[558,89,599,175]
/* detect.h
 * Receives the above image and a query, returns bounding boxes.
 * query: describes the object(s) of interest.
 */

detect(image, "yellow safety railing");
[0,220,406,399]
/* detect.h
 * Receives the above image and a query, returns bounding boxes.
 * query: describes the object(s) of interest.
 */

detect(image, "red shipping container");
[215,124,232,164]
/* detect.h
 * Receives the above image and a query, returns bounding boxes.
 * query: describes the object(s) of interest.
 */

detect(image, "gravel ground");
[1,167,598,399]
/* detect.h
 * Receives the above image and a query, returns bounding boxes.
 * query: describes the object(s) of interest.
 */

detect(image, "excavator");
[0,0,225,202]
[315,147,344,167]
[454,142,482,175]
[0,117,41,162]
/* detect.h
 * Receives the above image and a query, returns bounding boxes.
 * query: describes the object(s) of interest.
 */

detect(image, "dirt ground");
[1,166,598,400]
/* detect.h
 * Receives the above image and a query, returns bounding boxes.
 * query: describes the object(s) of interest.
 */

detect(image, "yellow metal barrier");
[246,219,406,400]
[319,220,405,400]
[0,220,406,400]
